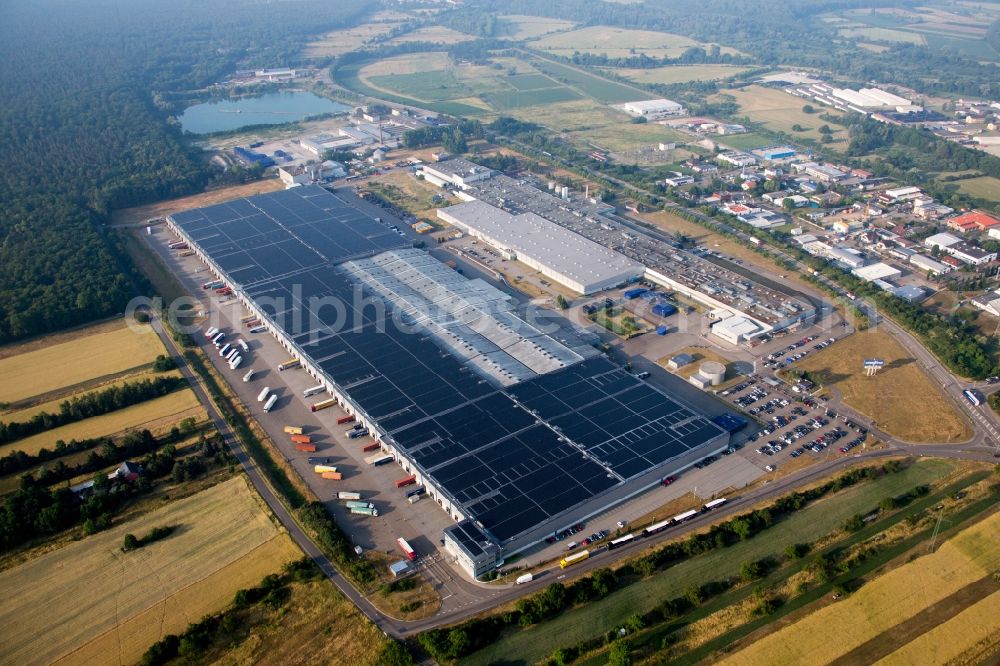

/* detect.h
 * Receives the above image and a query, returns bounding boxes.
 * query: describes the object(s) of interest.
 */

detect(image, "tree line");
[0,430,229,551]
[0,376,185,445]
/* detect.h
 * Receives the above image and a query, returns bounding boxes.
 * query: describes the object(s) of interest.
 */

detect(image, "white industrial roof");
[852,262,902,282]
[437,200,642,291]
[925,232,961,248]
[624,99,683,112]
[712,316,761,338]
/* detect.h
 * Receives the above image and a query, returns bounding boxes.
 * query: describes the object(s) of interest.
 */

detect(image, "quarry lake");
[179,92,349,134]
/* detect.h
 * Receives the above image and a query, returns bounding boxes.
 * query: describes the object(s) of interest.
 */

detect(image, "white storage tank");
[699,361,726,386]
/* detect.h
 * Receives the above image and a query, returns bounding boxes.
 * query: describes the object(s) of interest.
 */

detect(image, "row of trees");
[0,376,185,445]
[0,431,227,551]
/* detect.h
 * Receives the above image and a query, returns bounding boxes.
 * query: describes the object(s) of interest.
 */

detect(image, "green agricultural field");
[460,459,955,666]
[839,26,927,44]
[482,87,583,110]
[529,58,643,104]
[956,176,1000,201]
[496,15,576,40]
[367,69,481,102]
[716,132,773,151]
[614,65,752,85]
[506,73,560,91]
[336,62,488,116]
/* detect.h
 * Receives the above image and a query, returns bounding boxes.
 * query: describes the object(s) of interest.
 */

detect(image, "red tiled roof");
[951,211,1000,230]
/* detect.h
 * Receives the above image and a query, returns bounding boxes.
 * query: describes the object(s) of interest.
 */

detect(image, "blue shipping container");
[652,303,677,317]
[623,288,648,300]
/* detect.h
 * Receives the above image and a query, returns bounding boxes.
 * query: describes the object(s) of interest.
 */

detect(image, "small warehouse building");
[852,262,902,283]
[711,316,763,345]
[437,200,643,294]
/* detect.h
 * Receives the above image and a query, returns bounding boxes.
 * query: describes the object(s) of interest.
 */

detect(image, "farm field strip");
[386,26,474,45]
[0,323,167,404]
[53,535,302,666]
[497,15,576,40]
[529,26,741,59]
[1,369,183,422]
[1,389,203,457]
[718,511,1000,666]
[875,588,1000,666]
[0,477,285,666]
[612,65,752,85]
[955,176,1000,201]
[459,460,954,666]
[722,86,848,141]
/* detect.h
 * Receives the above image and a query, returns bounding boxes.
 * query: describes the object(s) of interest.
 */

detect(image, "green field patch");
[482,87,583,110]
[613,64,752,85]
[529,58,642,104]
[506,73,560,91]
[336,62,488,116]
[924,33,1000,60]
[460,459,955,666]
[717,132,774,151]
[368,70,469,102]
[839,26,927,44]
[955,176,1000,201]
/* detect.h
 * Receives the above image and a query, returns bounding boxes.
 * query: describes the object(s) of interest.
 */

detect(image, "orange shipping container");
[362,442,380,452]
[321,471,343,480]
[395,475,417,488]
[336,415,355,425]
[295,443,317,452]
[290,434,312,444]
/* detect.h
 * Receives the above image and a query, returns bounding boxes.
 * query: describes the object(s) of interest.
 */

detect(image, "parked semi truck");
[284,425,304,435]
[295,443,317,453]
[242,369,255,382]
[239,314,256,324]
[237,339,250,353]
[338,492,362,501]
[263,394,278,413]
[346,429,366,439]
[350,506,378,517]
[229,355,243,370]
[345,500,374,510]
[205,326,218,338]
[336,415,355,425]
[397,537,416,561]
[290,434,311,444]
[248,325,266,333]
[257,387,270,403]
[362,442,381,452]
[302,385,325,398]
[395,475,417,489]
[311,398,335,412]
[314,465,338,474]
[321,471,342,480]
[278,358,300,371]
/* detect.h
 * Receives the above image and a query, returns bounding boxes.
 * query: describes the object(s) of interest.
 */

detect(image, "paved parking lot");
[718,375,872,473]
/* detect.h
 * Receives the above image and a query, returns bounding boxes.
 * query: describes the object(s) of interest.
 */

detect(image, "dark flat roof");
[172,187,726,544]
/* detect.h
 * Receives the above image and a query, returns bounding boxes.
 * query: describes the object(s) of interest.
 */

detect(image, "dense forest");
[0,0,372,343]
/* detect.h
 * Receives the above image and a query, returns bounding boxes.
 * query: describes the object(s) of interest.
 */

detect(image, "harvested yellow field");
[719,512,1000,666]
[0,322,166,404]
[0,477,292,666]
[388,25,474,44]
[875,589,1000,666]
[1,370,182,422]
[792,329,971,443]
[54,536,301,666]
[957,176,1000,202]
[1,389,202,456]
[358,51,450,77]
